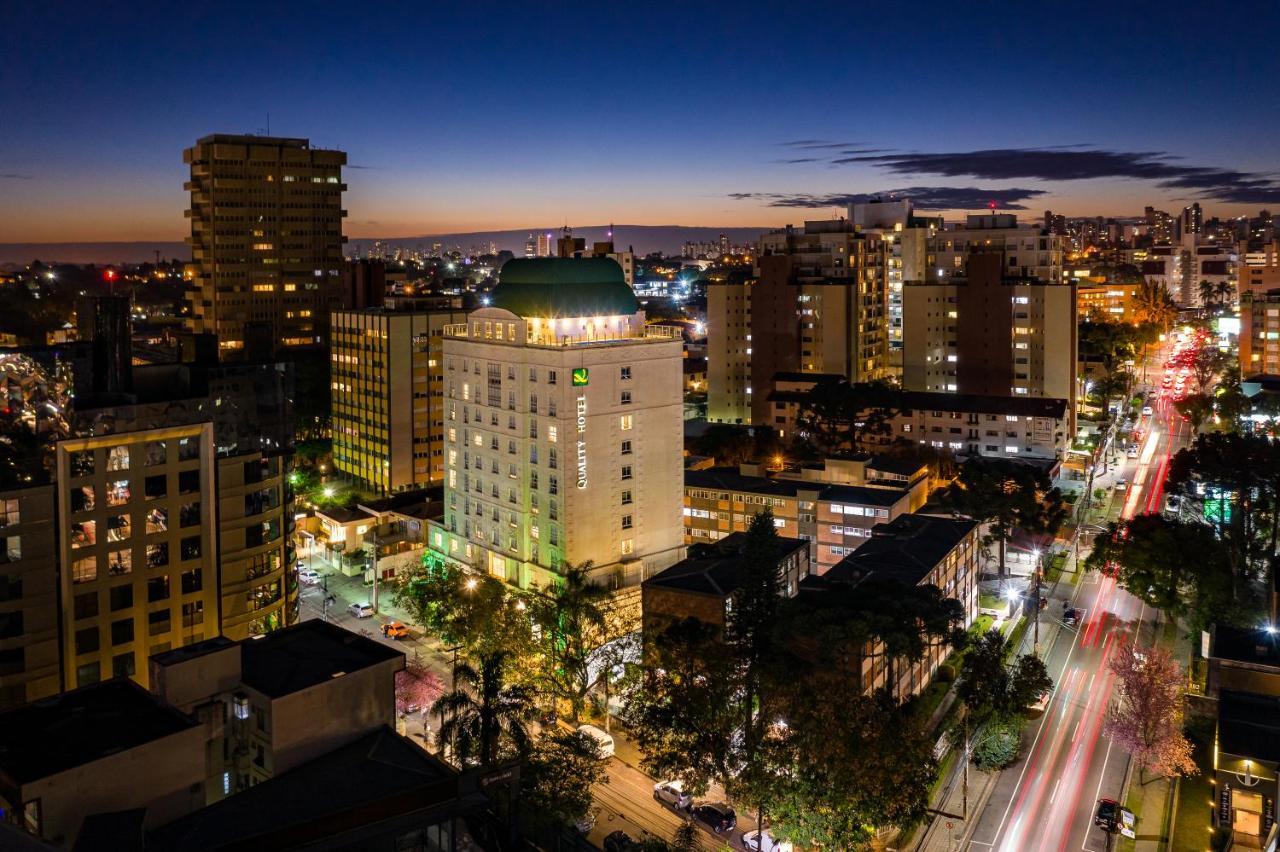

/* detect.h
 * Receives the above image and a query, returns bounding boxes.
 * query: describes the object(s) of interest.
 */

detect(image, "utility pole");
[369,528,380,613]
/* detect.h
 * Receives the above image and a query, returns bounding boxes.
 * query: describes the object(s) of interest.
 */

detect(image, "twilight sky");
[3,1,1279,242]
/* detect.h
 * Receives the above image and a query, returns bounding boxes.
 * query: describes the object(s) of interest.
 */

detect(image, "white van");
[577,724,615,758]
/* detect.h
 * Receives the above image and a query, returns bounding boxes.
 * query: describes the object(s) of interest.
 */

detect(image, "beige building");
[331,296,470,494]
[1240,289,1280,375]
[184,134,347,358]
[0,485,58,708]
[429,258,685,590]
[903,217,1075,417]
[705,277,752,424]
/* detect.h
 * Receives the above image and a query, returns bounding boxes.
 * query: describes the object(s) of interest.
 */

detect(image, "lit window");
[621,538,634,555]
[620,415,633,431]
[548,426,558,443]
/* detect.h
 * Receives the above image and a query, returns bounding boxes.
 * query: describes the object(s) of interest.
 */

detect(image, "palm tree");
[1198,279,1216,311]
[434,651,534,766]
[1133,281,1178,331]
[1213,279,1234,310]
[537,560,610,721]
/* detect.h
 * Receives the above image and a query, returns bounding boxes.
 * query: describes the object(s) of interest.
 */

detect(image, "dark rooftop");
[824,513,977,587]
[0,679,197,785]
[240,620,404,699]
[770,371,844,384]
[146,728,462,852]
[896,390,1069,419]
[686,467,909,507]
[1218,690,1280,763]
[315,504,374,524]
[644,532,808,598]
[150,635,236,667]
[1211,624,1280,669]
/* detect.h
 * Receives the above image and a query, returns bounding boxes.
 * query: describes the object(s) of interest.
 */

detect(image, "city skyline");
[5,2,1280,243]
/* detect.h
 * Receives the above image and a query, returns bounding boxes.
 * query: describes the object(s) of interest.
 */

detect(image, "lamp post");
[1032,548,1042,655]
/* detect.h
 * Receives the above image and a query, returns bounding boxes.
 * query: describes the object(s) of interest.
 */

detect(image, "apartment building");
[0,321,295,706]
[1238,242,1280,297]
[429,258,685,591]
[184,134,347,358]
[331,296,470,494]
[903,235,1076,412]
[705,277,752,424]
[1072,264,1144,322]
[683,465,915,574]
[818,513,980,700]
[1240,289,1280,375]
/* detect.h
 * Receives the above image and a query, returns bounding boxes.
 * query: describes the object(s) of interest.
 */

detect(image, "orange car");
[381,621,410,639]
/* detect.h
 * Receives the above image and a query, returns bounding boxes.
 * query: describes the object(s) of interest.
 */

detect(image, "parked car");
[1114,478,1127,491]
[1063,606,1079,626]
[299,569,321,586]
[1163,494,1181,516]
[1094,798,1120,830]
[381,620,410,639]
[691,802,736,834]
[1126,446,1139,459]
[577,724,615,758]
[1141,405,1153,416]
[653,779,693,810]
[348,602,374,619]
[574,808,597,834]
[603,831,637,852]
[743,829,792,852]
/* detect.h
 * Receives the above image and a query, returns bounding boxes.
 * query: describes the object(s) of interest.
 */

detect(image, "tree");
[794,378,900,454]
[861,579,966,699]
[434,652,535,767]
[971,717,1022,770]
[1132,281,1178,331]
[692,423,757,466]
[1174,393,1214,432]
[1191,346,1229,396]
[533,561,610,721]
[521,729,609,828]
[1106,643,1197,783]
[944,458,1068,577]
[956,628,1052,727]
[727,509,783,767]
[620,617,740,794]
[395,658,444,716]
[395,557,533,660]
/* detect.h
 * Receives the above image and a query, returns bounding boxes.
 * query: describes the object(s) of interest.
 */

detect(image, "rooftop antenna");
[266,112,270,135]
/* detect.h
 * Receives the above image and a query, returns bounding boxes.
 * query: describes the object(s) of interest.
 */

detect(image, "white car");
[299,569,321,586]
[1114,478,1127,491]
[348,602,375,619]
[653,780,693,810]
[1141,405,1153,416]
[742,829,793,852]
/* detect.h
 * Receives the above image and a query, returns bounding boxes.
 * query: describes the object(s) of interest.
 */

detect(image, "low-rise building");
[1213,689,1279,846]
[641,532,810,639]
[683,465,914,574]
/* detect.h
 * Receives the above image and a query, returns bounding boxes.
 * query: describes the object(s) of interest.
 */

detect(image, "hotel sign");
[576,395,588,489]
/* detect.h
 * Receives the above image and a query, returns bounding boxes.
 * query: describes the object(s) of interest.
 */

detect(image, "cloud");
[346,164,382,170]
[1,173,33,180]
[828,147,1280,204]
[779,140,865,150]
[729,186,1047,211]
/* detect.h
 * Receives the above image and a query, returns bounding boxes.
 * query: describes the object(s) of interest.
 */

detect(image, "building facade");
[1240,289,1280,376]
[331,297,470,494]
[430,258,685,590]
[184,134,347,358]
[705,277,752,424]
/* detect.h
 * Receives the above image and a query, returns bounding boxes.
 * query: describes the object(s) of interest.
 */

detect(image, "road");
[965,346,1190,852]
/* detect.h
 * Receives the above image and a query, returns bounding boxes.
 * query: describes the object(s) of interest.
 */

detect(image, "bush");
[936,663,956,683]
[972,719,1021,771]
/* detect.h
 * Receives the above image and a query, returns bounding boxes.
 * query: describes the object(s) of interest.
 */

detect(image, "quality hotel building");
[429,258,684,590]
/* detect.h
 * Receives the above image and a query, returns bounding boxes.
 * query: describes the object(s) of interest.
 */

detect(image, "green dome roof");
[494,257,638,318]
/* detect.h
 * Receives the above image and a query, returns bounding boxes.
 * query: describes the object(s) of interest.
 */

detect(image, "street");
[962,343,1191,852]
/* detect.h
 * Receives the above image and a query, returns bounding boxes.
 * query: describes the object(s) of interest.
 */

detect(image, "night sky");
[4,1,1280,242]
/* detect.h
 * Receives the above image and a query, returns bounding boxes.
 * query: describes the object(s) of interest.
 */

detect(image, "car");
[604,831,638,852]
[1164,494,1181,515]
[1063,606,1079,626]
[1114,478,1127,491]
[691,802,736,834]
[294,560,305,571]
[1094,797,1120,830]
[299,569,321,585]
[742,829,793,852]
[577,724,615,757]
[348,602,375,618]
[381,620,410,639]
[653,780,693,810]
[1141,405,1153,416]
[1126,447,1139,459]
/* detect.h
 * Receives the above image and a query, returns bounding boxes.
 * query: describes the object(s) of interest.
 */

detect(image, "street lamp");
[322,485,335,500]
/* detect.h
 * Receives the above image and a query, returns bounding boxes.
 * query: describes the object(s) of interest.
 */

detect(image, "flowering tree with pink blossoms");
[396,658,444,716]
[1106,642,1197,783]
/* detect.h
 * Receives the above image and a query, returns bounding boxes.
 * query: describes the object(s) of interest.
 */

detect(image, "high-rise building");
[536,232,554,257]
[429,258,684,590]
[0,310,295,708]
[524,234,537,258]
[1145,206,1176,244]
[1182,202,1203,236]
[340,259,387,310]
[184,134,348,358]
[1239,288,1280,375]
[902,215,1075,424]
[849,198,922,371]
[331,296,471,494]
[705,277,752,424]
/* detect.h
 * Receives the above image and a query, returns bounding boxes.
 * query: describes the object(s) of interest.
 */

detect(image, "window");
[548,425,558,443]
[71,520,96,549]
[621,538,634,555]
[548,370,557,385]
[619,415,633,431]
[146,508,168,535]
[107,445,129,471]
[620,366,631,380]
[148,576,170,602]
[144,475,166,500]
[75,626,99,655]
[74,592,98,620]
[76,661,100,687]
[181,568,203,594]
[111,618,134,646]
[107,549,131,576]
[107,514,131,543]
[621,490,633,505]
[70,449,94,477]
[73,557,97,584]
[620,391,632,405]
[178,470,200,494]
[145,440,167,466]
[109,585,133,611]
[180,502,201,528]
[71,486,95,512]
[106,480,130,507]
[0,536,18,562]
[621,440,632,455]
[621,465,633,480]
[112,652,135,679]
[149,609,171,636]
[621,514,633,530]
